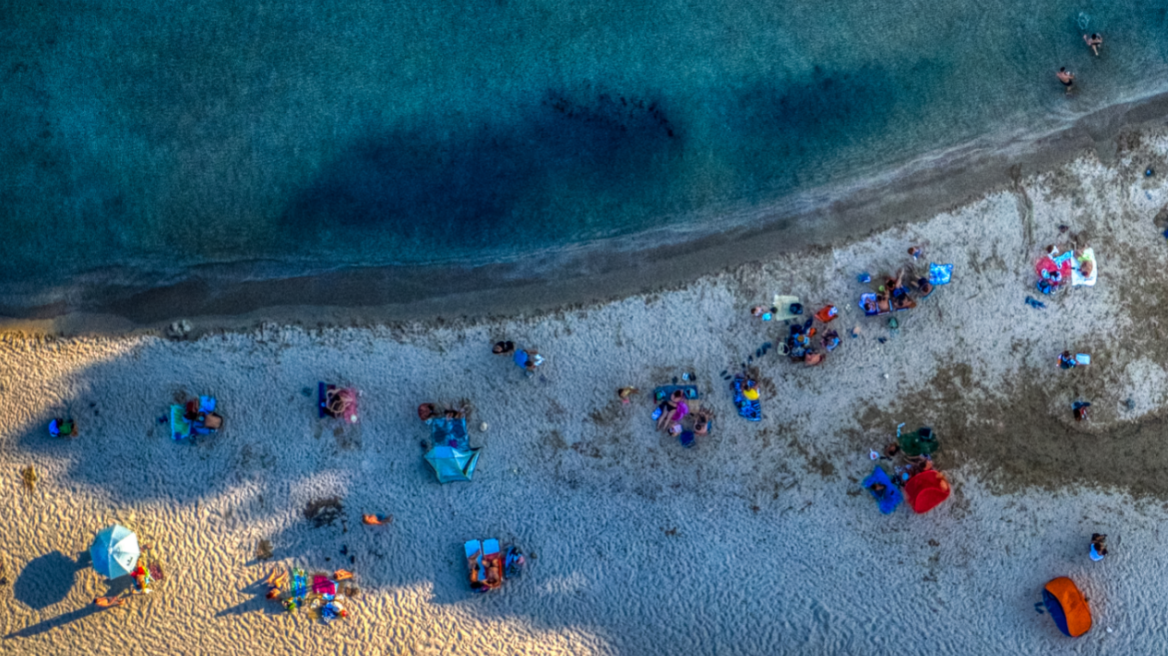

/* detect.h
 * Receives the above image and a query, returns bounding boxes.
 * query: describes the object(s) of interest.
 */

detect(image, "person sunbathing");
[876,292,891,313]
[492,341,515,355]
[418,403,437,421]
[94,596,126,608]
[656,390,686,430]
[362,513,393,525]
[870,482,887,496]
[617,387,638,404]
[862,297,878,314]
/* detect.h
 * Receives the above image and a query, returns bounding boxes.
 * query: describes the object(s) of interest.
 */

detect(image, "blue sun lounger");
[862,466,903,514]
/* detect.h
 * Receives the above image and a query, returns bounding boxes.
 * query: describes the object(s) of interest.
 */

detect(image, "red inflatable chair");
[904,470,951,514]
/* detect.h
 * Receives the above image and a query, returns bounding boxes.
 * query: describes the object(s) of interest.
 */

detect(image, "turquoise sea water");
[3,0,1168,290]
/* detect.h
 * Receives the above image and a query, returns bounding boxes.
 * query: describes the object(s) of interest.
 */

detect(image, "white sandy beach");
[6,131,1168,654]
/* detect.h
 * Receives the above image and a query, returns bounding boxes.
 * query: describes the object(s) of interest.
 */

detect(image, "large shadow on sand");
[12,551,80,611]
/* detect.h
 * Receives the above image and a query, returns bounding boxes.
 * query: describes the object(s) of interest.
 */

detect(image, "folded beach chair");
[862,466,903,514]
[731,377,761,422]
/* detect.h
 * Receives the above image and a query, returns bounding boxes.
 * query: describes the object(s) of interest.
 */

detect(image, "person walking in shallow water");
[1057,68,1075,94]
[1083,33,1103,57]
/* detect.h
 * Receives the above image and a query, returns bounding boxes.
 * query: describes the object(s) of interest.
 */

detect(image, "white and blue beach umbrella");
[90,525,140,579]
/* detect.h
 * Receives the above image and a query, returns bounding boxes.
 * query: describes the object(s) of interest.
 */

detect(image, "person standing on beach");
[1057,68,1075,94]
[1083,33,1103,56]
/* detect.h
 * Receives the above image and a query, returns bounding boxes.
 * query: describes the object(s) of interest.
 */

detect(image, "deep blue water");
[3,0,1168,289]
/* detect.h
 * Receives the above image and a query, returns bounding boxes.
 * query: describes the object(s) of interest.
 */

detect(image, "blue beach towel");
[731,377,761,422]
[653,385,700,403]
[928,263,954,286]
[862,466,903,514]
[169,405,192,441]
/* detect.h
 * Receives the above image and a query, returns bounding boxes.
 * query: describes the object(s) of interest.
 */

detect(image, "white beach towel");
[1072,248,1097,286]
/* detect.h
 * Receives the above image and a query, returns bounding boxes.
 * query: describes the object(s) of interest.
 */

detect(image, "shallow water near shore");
[4,0,1168,301]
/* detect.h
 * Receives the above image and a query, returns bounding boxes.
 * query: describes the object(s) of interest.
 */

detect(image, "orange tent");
[903,470,950,513]
[1043,577,1091,638]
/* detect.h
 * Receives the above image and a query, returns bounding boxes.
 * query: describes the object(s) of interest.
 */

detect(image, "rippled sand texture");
[5,136,1168,654]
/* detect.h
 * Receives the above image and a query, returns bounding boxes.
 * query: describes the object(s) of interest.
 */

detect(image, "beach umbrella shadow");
[13,551,81,610]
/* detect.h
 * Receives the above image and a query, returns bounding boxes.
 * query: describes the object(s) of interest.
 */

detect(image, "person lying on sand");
[492,341,515,355]
[363,513,393,525]
[1083,33,1103,56]
[870,482,887,496]
[617,387,638,404]
[657,390,687,431]
[875,291,891,314]
[804,350,824,367]
[93,596,126,608]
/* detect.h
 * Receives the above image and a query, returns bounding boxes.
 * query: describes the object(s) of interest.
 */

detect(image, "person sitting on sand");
[883,442,901,459]
[804,350,824,367]
[492,341,515,355]
[617,387,638,405]
[862,296,878,314]
[325,387,356,418]
[751,305,766,318]
[668,422,683,437]
[693,409,712,436]
[913,277,933,297]
[875,291,891,314]
[363,513,393,525]
[1090,533,1108,561]
[1083,33,1103,56]
[906,455,934,475]
[822,330,840,352]
[48,418,78,438]
[417,403,437,421]
[93,596,126,608]
[742,380,760,402]
[1059,351,1077,369]
[1057,68,1075,94]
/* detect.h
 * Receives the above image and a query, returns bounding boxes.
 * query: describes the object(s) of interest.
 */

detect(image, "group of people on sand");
[652,388,713,441]
[1056,32,1105,94]
[493,340,543,375]
[861,265,933,316]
